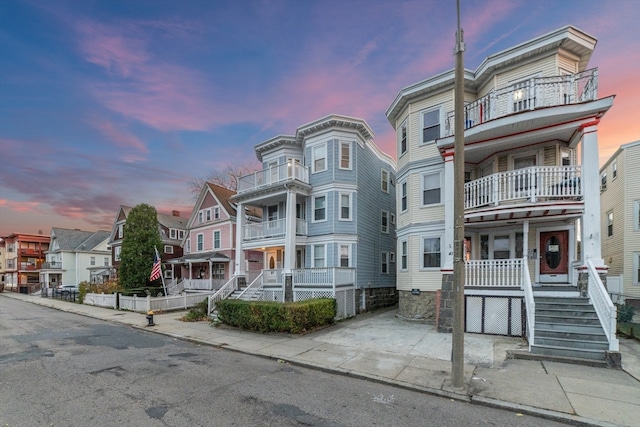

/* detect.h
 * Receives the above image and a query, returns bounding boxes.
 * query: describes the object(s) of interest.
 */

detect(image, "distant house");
[229,114,397,316]
[166,183,263,291]
[107,205,188,281]
[386,26,618,361]
[600,140,640,309]
[1,232,50,294]
[39,227,111,289]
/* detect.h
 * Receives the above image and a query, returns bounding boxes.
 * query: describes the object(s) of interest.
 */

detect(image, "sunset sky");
[1,0,639,236]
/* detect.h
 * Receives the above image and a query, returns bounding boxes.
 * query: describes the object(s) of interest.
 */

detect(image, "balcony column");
[580,122,604,266]
[234,202,246,277]
[443,152,455,271]
[284,187,296,302]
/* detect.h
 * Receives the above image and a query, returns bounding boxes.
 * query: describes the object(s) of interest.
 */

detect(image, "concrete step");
[535,314,600,325]
[535,328,607,341]
[530,344,605,361]
[535,321,604,335]
[534,296,589,305]
[534,336,609,350]
[536,307,597,317]
[509,349,608,367]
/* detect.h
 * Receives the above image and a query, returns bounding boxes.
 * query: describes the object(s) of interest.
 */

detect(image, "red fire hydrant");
[146,310,155,326]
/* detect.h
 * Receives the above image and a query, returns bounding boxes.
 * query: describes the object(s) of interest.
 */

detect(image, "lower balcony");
[243,218,307,241]
[465,259,525,288]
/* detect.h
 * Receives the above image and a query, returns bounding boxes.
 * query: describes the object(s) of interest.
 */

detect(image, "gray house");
[229,115,397,316]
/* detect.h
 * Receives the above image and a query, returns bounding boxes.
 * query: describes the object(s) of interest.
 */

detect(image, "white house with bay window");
[387,26,619,363]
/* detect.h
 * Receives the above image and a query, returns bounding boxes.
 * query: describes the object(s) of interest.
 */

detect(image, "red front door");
[539,230,569,283]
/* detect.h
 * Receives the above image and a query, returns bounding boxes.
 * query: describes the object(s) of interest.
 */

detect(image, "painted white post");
[234,202,246,276]
[284,188,297,275]
[580,124,604,265]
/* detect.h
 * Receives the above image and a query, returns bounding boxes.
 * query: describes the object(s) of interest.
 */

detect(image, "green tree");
[118,203,163,289]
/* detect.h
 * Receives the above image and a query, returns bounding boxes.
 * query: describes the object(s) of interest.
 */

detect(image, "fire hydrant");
[146,310,155,326]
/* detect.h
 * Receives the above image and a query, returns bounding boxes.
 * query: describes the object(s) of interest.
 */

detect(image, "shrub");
[617,304,636,323]
[216,298,336,333]
[78,281,90,303]
[181,299,209,322]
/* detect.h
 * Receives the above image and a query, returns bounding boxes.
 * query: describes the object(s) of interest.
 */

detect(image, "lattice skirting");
[465,295,523,336]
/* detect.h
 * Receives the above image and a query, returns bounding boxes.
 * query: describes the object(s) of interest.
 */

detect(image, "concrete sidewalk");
[3,292,639,426]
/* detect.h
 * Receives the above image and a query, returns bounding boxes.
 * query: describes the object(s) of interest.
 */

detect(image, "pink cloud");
[91,118,149,162]
[0,199,41,212]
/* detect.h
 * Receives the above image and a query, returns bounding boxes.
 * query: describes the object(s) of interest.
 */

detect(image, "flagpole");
[155,246,169,299]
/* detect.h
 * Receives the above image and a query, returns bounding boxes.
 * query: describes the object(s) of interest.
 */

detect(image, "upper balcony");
[41,261,63,269]
[444,68,598,137]
[465,166,583,225]
[243,218,308,242]
[237,161,309,196]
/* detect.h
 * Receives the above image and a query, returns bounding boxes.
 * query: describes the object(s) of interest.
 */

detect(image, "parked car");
[57,284,79,294]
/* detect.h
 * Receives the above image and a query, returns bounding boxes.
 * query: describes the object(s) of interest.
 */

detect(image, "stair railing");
[236,271,264,300]
[586,260,619,351]
[207,275,237,316]
[521,257,535,351]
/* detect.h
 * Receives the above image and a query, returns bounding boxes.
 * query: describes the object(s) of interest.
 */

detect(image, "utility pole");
[451,0,466,390]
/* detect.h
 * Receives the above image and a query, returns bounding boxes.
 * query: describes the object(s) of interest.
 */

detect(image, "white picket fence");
[84,292,210,313]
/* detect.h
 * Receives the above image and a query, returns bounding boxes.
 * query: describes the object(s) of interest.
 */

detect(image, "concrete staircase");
[229,285,263,301]
[530,295,609,364]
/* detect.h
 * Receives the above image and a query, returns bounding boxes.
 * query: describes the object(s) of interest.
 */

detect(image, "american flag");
[150,249,161,281]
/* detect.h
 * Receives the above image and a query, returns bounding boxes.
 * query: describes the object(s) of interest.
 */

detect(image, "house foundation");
[397,289,438,322]
[357,287,398,313]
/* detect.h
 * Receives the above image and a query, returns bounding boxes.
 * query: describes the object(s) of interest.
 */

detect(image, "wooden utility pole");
[451,0,466,390]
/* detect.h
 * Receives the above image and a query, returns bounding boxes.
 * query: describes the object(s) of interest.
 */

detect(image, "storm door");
[539,230,569,283]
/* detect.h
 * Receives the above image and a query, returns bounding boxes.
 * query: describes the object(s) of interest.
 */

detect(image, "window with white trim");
[164,270,173,279]
[90,256,96,266]
[339,141,351,170]
[170,228,176,239]
[400,240,408,270]
[634,252,640,285]
[339,244,350,267]
[607,211,613,237]
[422,172,441,205]
[186,239,191,253]
[381,252,389,274]
[339,193,351,220]
[381,211,389,233]
[214,207,220,219]
[400,121,407,155]
[118,224,123,239]
[313,195,326,222]
[422,108,440,143]
[422,237,441,268]
[213,231,221,249]
[390,213,395,225]
[198,211,204,224]
[313,244,325,268]
[164,245,173,254]
[601,171,607,192]
[635,200,640,231]
[197,234,204,251]
[381,170,389,193]
[178,230,185,239]
[115,246,121,261]
[212,263,225,280]
[205,209,211,221]
[612,161,617,180]
[104,257,109,266]
[312,144,327,173]
[401,181,407,212]
[389,252,395,264]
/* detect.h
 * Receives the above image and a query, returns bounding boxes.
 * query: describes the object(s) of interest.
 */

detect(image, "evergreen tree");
[118,204,163,289]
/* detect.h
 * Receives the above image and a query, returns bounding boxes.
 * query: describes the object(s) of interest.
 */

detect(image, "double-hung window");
[214,207,220,219]
[601,171,607,192]
[197,234,204,252]
[634,252,640,285]
[339,141,351,170]
[422,109,440,143]
[340,244,350,267]
[313,245,325,268]
[381,252,389,274]
[422,237,441,268]
[205,209,211,221]
[401,181,407,211]
[381,211,389,233]
[400,240,408,270]
[634,200,640,231]
[164,245,173,254]
[400,121,407,155]
[607,211,614,237]
[313,195,326,222]
[313,144,327,173]
[339,193,351,220]
[422,172,441,205]
[213,231,221,249]
[90,256,95,266]
[381,170,389,193]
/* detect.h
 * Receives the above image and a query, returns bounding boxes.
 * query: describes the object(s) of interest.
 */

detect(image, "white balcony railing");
[445,68,598,136]
[237,161,309,194]
[465,166,581,209]
[293,267,355,287]
[465,258,524,288]
[243,218,308,241]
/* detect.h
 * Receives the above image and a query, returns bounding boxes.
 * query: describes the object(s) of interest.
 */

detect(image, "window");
[213,231,221,249]
[214,207,220,219]
[164,270,173,280]
[422,237,441,268]
[197,234,204,251]
[205,209,211,221]
[164,245,173,254]
[178,230,185,239]
[339,193,351,220]
[114,246,121,261]
[313,144,327,173]
[381,170,389,192]
[381,211,389,233]
[634,252,640,285]
[340,141,351,169]
[313,245,325,268]
[422,109,440,143]
[401,182,407,211]
[198,211,204,224]
[118,224,123,239]
[601,171,607,192]
[340,244,350,267]
[381,252,389,274]
[635,201,640,231]
[170,228,176,239]
[400,121,407,155]
[422,172,441,205]
[612,161,617,180]
[313,195,326,222]
[389,252,395,264]
[607,211,613,237]
[400,240,408,270]
[104,257,109,266]
[186,239,191,253]
[390,213,395,225]
[212,263,225,280]
[494,235,510,259]
[90,256,95,266]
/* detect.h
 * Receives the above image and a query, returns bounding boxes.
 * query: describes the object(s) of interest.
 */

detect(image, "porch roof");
[166,252,230,264]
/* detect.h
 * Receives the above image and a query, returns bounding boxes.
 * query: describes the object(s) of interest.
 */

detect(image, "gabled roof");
[50,228,110,252]
[187,182,262,229]
[207,183,237,217]
[108,204,188,244]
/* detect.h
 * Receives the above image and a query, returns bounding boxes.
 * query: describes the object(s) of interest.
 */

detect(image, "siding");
[623,145,640,298]
[493,54,557,87]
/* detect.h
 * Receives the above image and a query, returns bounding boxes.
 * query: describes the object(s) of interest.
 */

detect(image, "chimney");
[172,210,180,217]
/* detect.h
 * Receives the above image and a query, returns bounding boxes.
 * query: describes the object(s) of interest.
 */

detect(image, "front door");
[539,230,569,283]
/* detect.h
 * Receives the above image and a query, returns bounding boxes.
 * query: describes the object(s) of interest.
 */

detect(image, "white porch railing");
[183,278,227,291]
[237,161,309,194]
[586,260,619,351]
[445,68,598,136]
[465,166,581,209]
[165,278,184,296]
[243,218,308,241]
[207,275,237,315]
[521,258,535,351]
[465,259,524,288]
[236,272,264,300]
[292,267,355,287]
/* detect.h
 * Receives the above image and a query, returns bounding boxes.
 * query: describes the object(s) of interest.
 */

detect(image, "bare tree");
[189,163,260,196]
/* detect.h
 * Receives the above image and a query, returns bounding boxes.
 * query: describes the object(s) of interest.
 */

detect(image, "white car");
[57,284,79,294]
